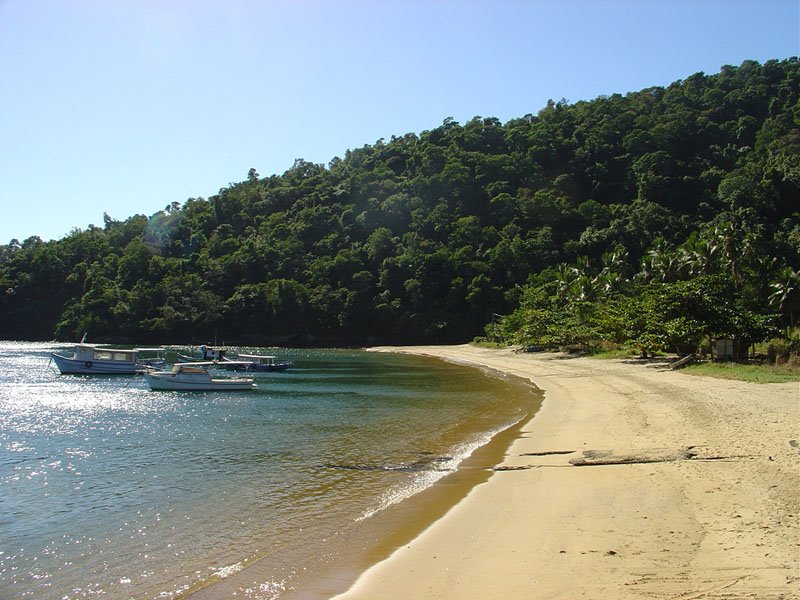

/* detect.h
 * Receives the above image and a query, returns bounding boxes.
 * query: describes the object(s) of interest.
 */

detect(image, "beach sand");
[333,345,800,599]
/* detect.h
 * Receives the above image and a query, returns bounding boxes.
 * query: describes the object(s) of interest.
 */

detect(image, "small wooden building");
[712,338,734,361]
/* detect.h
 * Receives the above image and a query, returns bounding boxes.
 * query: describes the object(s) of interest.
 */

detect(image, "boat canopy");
[71,345,135,361]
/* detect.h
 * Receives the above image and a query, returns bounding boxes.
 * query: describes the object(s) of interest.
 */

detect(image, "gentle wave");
[357,416,523,522]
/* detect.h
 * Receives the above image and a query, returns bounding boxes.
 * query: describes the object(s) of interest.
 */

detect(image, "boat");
[144,362,256,391]
[225,354,294,372]
[180,345,294,372]
[176,344,229,362]
[51,343,166,374]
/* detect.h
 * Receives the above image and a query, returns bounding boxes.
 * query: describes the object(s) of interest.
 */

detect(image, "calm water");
[0,342,538,599]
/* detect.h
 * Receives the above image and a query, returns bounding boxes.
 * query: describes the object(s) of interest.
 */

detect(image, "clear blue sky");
[1,0,797,243]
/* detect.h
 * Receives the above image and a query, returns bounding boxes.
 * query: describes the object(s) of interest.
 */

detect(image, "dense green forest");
[1,59,798,356]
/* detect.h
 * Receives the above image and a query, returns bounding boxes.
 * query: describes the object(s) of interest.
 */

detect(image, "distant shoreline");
[333,344,800,599]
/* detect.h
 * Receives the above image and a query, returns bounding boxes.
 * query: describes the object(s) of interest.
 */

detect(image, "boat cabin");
[198,345,228,360]
[239,354,278,365]
[74,344,136,364]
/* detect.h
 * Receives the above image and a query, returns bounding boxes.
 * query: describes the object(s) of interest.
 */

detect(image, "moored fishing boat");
[176,344,229,362]
[51,343,166,374]
[144,362,256,391]
[225,353,294,372]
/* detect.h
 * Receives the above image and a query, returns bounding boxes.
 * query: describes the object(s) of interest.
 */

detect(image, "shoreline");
[333,345,800,599]
[276,353,542,600]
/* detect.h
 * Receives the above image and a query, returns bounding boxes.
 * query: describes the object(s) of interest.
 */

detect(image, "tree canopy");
[1,58,798,352]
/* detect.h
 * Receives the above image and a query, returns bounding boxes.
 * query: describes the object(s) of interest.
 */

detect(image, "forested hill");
[1,58,798,349]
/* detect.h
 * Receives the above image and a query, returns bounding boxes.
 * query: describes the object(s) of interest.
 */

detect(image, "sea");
[0,342,540,599]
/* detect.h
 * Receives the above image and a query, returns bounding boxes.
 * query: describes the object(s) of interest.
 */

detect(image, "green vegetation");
[0,59,798,355]
[586,347,647,360]
[684,361,800,383]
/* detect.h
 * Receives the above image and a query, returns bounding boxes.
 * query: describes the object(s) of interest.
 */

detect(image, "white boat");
[225,354,294,372]
[144,362,256,391]
[176,344,229,362]
[51,344,166,374]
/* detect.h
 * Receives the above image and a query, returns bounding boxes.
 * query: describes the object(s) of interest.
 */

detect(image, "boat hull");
[144,371,256,391]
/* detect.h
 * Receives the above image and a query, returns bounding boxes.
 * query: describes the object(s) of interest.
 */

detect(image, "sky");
[0,0,798,244]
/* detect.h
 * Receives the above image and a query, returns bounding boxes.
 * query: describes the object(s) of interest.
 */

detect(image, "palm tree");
[638,239,677,283]
[705,208,764,289]
[553,263,574,303]
[677,236,715,278]
[596,247,630,293]
[568,256,598,302]
[769,267,800,327]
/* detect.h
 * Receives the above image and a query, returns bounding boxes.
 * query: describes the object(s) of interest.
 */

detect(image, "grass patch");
[591,348,641,359]
[684,361,800,383]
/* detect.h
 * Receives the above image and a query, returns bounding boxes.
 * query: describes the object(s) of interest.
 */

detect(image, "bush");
[764,328,800,365]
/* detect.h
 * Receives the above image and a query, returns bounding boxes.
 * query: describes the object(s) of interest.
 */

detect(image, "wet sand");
[334,345,800,599]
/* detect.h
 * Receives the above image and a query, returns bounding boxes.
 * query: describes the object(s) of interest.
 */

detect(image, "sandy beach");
[334,345,800,599]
